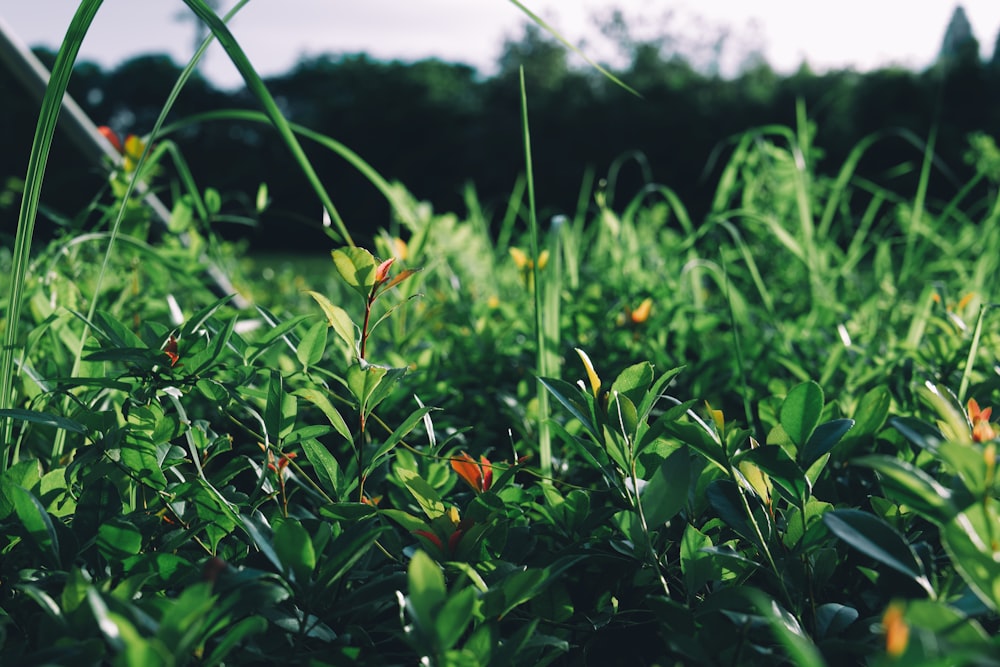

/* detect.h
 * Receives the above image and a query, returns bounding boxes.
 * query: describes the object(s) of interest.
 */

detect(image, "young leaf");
[332,247,377,298]
[780,381,825,449]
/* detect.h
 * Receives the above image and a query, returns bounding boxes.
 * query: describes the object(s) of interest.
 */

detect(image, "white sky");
[2,1,998,89]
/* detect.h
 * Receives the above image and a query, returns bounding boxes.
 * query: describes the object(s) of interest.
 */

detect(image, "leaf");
[294,388,353,443]
[610,362,654,409]
[852,455,957,524]
[800,418,854,468]
[332,247,377,298]
[739,445,810,504]
[680,523,719,593]
[814,603,859,639]
[305,290,356,352]
[739,589,826,667]
[347,361,405,417]
[539,377,598,438]
[120,438,168,491]
[940,505,1000,612]
[11,485,61,566]
[296,319,328,369]
[274,518,316,583]
[822,509,935,597]
[364,406,436,478]
[238,512,283,573]
[0,408,88,434]
[639,445,690,526]
[407,550,446,630]
[301,439,346,499]
[851,385,892,437]
[574,348,602,397]
[780,381,824,449]
[397,468,446,519]
[436,587,477,651]
[97,518,143,560]
[204,616,268,666]
[496,568,548,619]
[706,479,756,544]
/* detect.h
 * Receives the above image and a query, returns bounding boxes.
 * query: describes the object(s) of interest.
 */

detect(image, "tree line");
[2,6,998,251]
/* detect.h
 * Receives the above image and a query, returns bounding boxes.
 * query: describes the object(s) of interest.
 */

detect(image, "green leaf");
[814,603,859,640]
[539,377,598,438]
[296,319,328,369]
[319,502,377,522]
[407,550,446,628]
[204,616,268,666]
[639,445,690,526]
[851,385,892,437]
[274,518,316,583]
[706,480,756,544]
[436,587,477,651]
[301,439,346,500]
[97,518,143,560]
[739,589,826,667]
[739,445,811,504]
[397,468,446,519]
[364,406,436,478]
[347,362,401,416]
[295,388,353,443]
[495,568,548,619]
[238,513,284,573]
[11,485,61,566]
[823,509,935,597]
[681,523,719,594]
[941,505,1000,612]
[305,290,356,352]
[120,438,169,491]
[332,247,377,298]
[800,418,854,468]
[853,455,957,524]
[780,381,824,449]
[610,362,654,409]
[315,519,386,589]
[0,408,88,434]
[264,370,296,444]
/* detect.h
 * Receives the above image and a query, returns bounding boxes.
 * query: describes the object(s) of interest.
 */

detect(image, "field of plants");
[3,2,1000,665]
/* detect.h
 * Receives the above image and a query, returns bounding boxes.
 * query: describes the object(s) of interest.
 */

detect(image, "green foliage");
[3,3,1000,665]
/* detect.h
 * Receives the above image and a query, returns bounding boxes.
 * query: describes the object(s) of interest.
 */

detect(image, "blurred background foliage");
[1,5,997,252]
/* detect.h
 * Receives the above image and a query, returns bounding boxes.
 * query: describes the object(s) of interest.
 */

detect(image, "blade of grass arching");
[900,126,937,285]
[958,304,990,403]
[0,0,103,471]
[562,166,595,290]
[496,175,527,255]
[508,0,641,98]
[48,0,254,461]
[792,99,825,315]
[816,132,880,240]
[161,109,417,229]
[180,0,354,246]
[519,68,552,480]
[720,254,755,440]
[716,220,775,317]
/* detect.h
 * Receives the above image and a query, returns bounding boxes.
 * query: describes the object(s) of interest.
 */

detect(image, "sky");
[2,1,999,89]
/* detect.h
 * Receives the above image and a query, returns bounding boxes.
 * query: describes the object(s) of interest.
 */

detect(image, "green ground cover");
[1,2,999,664]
